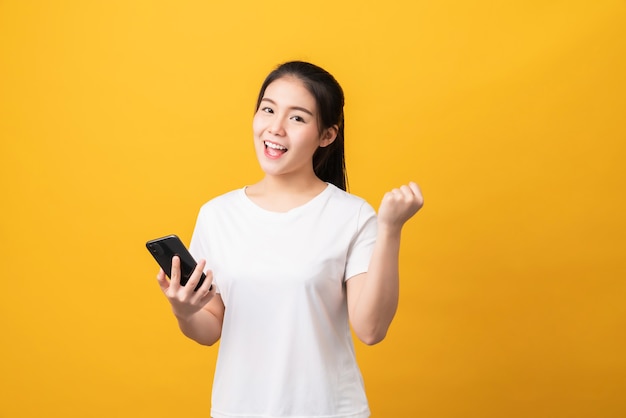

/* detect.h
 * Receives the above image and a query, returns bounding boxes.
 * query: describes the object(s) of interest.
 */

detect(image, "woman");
[157,61,423,418]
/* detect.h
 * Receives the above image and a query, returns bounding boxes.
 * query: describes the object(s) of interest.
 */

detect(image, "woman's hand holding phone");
[157,256,216,320]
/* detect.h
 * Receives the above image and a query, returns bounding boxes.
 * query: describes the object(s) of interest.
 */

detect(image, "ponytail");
[313,118,347,191]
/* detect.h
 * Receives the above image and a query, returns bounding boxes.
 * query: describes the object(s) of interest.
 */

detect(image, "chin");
[256,159,280,176]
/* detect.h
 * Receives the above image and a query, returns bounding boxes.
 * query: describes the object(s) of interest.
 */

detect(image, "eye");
[290,115,305,123]
[261,107,273,114]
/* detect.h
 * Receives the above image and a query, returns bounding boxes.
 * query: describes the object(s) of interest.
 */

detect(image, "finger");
[169,255,182,292]
[203,269,214,292]
[386,188,401,201]
[395,187,411,205]
[193,272,215,304]
[399,184,413,199]
[185,259,207,292]
[156,268,170,292]
[408,182,424,208]
[396,183,421,202]
[205,270,215,293]
[191,272,214,303]
[408,181,421,197]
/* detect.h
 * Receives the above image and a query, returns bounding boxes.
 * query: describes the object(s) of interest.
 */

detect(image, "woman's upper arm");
[346,272,367,325]
[203,292,226,329]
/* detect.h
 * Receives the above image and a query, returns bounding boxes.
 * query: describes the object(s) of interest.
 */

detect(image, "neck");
[261,174,326,195]
[245,173,328,212]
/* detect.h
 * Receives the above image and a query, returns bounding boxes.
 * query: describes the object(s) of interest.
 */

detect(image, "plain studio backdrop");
[1,1,624,417]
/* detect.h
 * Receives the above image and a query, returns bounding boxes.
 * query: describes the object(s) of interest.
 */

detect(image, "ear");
[319,124,339,148]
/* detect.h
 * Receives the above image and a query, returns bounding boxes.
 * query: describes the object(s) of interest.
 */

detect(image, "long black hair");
[255,61,348,191]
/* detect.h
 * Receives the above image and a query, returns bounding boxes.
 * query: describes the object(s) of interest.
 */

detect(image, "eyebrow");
[260,98,314,117]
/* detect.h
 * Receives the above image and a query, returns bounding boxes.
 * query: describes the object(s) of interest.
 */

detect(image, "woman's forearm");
[349,225,403,345]
[176,307,223,346]
[349,182,423,344]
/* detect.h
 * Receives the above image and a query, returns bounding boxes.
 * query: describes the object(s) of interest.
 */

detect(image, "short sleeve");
[188,204,219,293]
[189,206,210,263]
[344,201,377,281]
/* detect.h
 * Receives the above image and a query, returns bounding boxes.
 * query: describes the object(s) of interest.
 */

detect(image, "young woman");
[156,61,424,418]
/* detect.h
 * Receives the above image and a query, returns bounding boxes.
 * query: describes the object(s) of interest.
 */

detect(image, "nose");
[268,116,286,136]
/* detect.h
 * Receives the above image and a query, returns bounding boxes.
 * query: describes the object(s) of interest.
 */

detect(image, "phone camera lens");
[150,243,165,256]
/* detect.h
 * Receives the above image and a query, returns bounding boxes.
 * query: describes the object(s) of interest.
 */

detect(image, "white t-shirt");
[189,183,377,418]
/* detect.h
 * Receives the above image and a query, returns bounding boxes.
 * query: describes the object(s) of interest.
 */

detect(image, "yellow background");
[1,1,625,417]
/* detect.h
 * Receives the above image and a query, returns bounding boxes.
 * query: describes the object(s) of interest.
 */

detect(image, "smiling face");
[252,76,337,181]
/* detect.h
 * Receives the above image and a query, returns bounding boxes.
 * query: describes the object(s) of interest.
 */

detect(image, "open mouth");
[264,141,288,157]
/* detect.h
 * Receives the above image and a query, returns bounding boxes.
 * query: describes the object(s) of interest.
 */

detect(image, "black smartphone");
[146,234,205,291]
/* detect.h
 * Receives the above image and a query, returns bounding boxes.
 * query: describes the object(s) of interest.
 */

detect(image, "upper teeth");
[265,141,287,150]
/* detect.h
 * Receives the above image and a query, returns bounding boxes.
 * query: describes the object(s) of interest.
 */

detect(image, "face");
[252,76,336,180]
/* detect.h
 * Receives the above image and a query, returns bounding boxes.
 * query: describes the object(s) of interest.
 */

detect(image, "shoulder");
[200,188,244,211]
[326,184,376,213]
[322,185,377,230]
[197,188,245,215]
